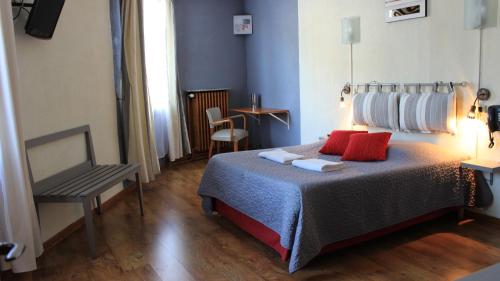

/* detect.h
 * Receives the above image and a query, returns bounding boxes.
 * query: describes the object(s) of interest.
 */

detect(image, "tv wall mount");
[12,1,34,20]
[12,1,34,8]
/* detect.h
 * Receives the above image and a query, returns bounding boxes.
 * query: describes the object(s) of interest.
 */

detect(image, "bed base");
[214,199,461,262]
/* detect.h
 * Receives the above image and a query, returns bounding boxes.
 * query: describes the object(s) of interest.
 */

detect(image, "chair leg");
[233,140,239,152]
[209,140,215,158]
[136,172,145,216]
[82,199,96,258]
[245,137,249,151]
[96,196,102,215]
[216,141,221,154]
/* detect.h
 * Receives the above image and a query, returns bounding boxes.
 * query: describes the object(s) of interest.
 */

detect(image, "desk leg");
[287,112,290,130]
[268,113,290,130]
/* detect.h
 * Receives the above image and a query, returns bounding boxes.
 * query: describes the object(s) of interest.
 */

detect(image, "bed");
[198,141,481,273]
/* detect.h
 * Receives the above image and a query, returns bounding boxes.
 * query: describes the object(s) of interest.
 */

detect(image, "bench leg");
[34,202,41,227]
[82,199,96,258]
[96,196,102,215]
[136,172,144,216]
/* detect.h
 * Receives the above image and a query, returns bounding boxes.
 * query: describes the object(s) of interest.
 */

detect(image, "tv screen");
[25,0,66,39]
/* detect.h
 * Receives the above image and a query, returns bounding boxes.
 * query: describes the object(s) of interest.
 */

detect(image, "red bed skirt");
[214,199,460,262]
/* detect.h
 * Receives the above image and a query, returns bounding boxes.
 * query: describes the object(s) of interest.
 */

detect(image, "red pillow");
[341,132,392,161]
[320,130,368,155]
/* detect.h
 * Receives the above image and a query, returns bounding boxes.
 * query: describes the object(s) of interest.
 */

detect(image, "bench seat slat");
[47,165,118,196]
[35,164,139,199]
[78,165,140,197]
[63,165,133,197]
[57,165,130,196]
[33,162,93,195]
[39,165,111,196]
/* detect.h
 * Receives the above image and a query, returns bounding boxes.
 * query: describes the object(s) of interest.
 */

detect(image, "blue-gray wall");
[244,0,300,147]
[174,0,247,107]
[174,0,300,148]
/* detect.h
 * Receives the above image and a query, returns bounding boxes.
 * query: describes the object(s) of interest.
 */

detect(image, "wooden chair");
[206,107,249,158]
[25,125,144,258]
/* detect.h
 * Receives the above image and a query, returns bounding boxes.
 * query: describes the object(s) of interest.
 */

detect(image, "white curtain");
[142,0,184,161]
[0,1,43,273]
[123,0,161,183]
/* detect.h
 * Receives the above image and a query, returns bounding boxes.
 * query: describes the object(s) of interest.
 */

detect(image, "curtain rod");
[348,81,467,88]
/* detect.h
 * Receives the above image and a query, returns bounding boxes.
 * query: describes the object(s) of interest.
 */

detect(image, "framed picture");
[385,0,427,23]
[234,15,253,35]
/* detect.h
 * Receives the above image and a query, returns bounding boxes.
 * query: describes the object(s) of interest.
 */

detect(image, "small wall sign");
[234,15,253,35]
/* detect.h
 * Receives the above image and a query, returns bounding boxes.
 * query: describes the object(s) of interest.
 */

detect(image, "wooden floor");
[4,160,500,281]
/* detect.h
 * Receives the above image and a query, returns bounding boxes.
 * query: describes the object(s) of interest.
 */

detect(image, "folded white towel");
[258,149,304,164]
[292,159,345,172]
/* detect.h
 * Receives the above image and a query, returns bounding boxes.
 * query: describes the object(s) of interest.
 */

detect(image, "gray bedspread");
[198,141,477,273]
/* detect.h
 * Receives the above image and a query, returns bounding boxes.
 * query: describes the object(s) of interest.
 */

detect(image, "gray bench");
[25,125,144,258]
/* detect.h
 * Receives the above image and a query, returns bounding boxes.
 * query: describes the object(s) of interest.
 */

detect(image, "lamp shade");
[341,16,360,44]
[464,0,486,29]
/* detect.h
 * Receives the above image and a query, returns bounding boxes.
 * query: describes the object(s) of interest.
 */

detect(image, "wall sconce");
[468,88,491,119]
[464,0,487,29]
[339,84,351,108]
[464,0,497,115]
[340,16,360,108]
[341,16,360,45]
[464,0,498,29]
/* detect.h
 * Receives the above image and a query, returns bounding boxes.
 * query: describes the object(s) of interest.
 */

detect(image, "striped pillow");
[352,92,400,131]
[399,92,456,134]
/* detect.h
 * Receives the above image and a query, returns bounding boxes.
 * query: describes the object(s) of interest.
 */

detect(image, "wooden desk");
[461,159,500,185]
[231,107,290,129]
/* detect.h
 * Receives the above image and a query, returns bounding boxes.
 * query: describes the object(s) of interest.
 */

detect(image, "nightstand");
[461,159,500,185]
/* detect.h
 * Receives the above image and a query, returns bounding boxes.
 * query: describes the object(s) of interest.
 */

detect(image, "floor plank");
[3,160,500,281]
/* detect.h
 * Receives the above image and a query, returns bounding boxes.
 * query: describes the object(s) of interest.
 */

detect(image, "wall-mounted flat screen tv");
[25,0,66,39]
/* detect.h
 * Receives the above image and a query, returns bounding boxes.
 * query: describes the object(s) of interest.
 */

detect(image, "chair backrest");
[206,107,223,129]
[25,125,96,195]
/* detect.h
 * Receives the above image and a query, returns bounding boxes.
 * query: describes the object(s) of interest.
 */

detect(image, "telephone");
[488,105,500,148]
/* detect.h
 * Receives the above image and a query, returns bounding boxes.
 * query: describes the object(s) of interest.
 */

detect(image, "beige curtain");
[122,0,161,183]
[0,1,43,272]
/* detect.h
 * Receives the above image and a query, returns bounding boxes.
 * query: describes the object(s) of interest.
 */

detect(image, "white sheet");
[258,149,304,164]
[292,159,345,172]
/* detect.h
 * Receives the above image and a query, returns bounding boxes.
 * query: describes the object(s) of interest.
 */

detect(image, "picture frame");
[385,0,427,23]
[234,15,253,35]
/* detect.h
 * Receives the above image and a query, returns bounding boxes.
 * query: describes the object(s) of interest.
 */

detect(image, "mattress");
[198,141,479,273]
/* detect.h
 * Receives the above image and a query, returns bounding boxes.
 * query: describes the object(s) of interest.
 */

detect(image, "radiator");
[186,89,229,153]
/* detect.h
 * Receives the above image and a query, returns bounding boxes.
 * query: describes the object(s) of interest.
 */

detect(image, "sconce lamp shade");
[465,0,486,29]
[341,16,360,44]
[464,0,499,29]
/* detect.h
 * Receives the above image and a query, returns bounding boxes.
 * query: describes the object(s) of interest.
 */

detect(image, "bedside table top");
[461,159,500,173]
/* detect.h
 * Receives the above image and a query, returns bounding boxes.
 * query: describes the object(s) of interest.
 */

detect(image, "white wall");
[299,0,500,218]
[14,0,122,241]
